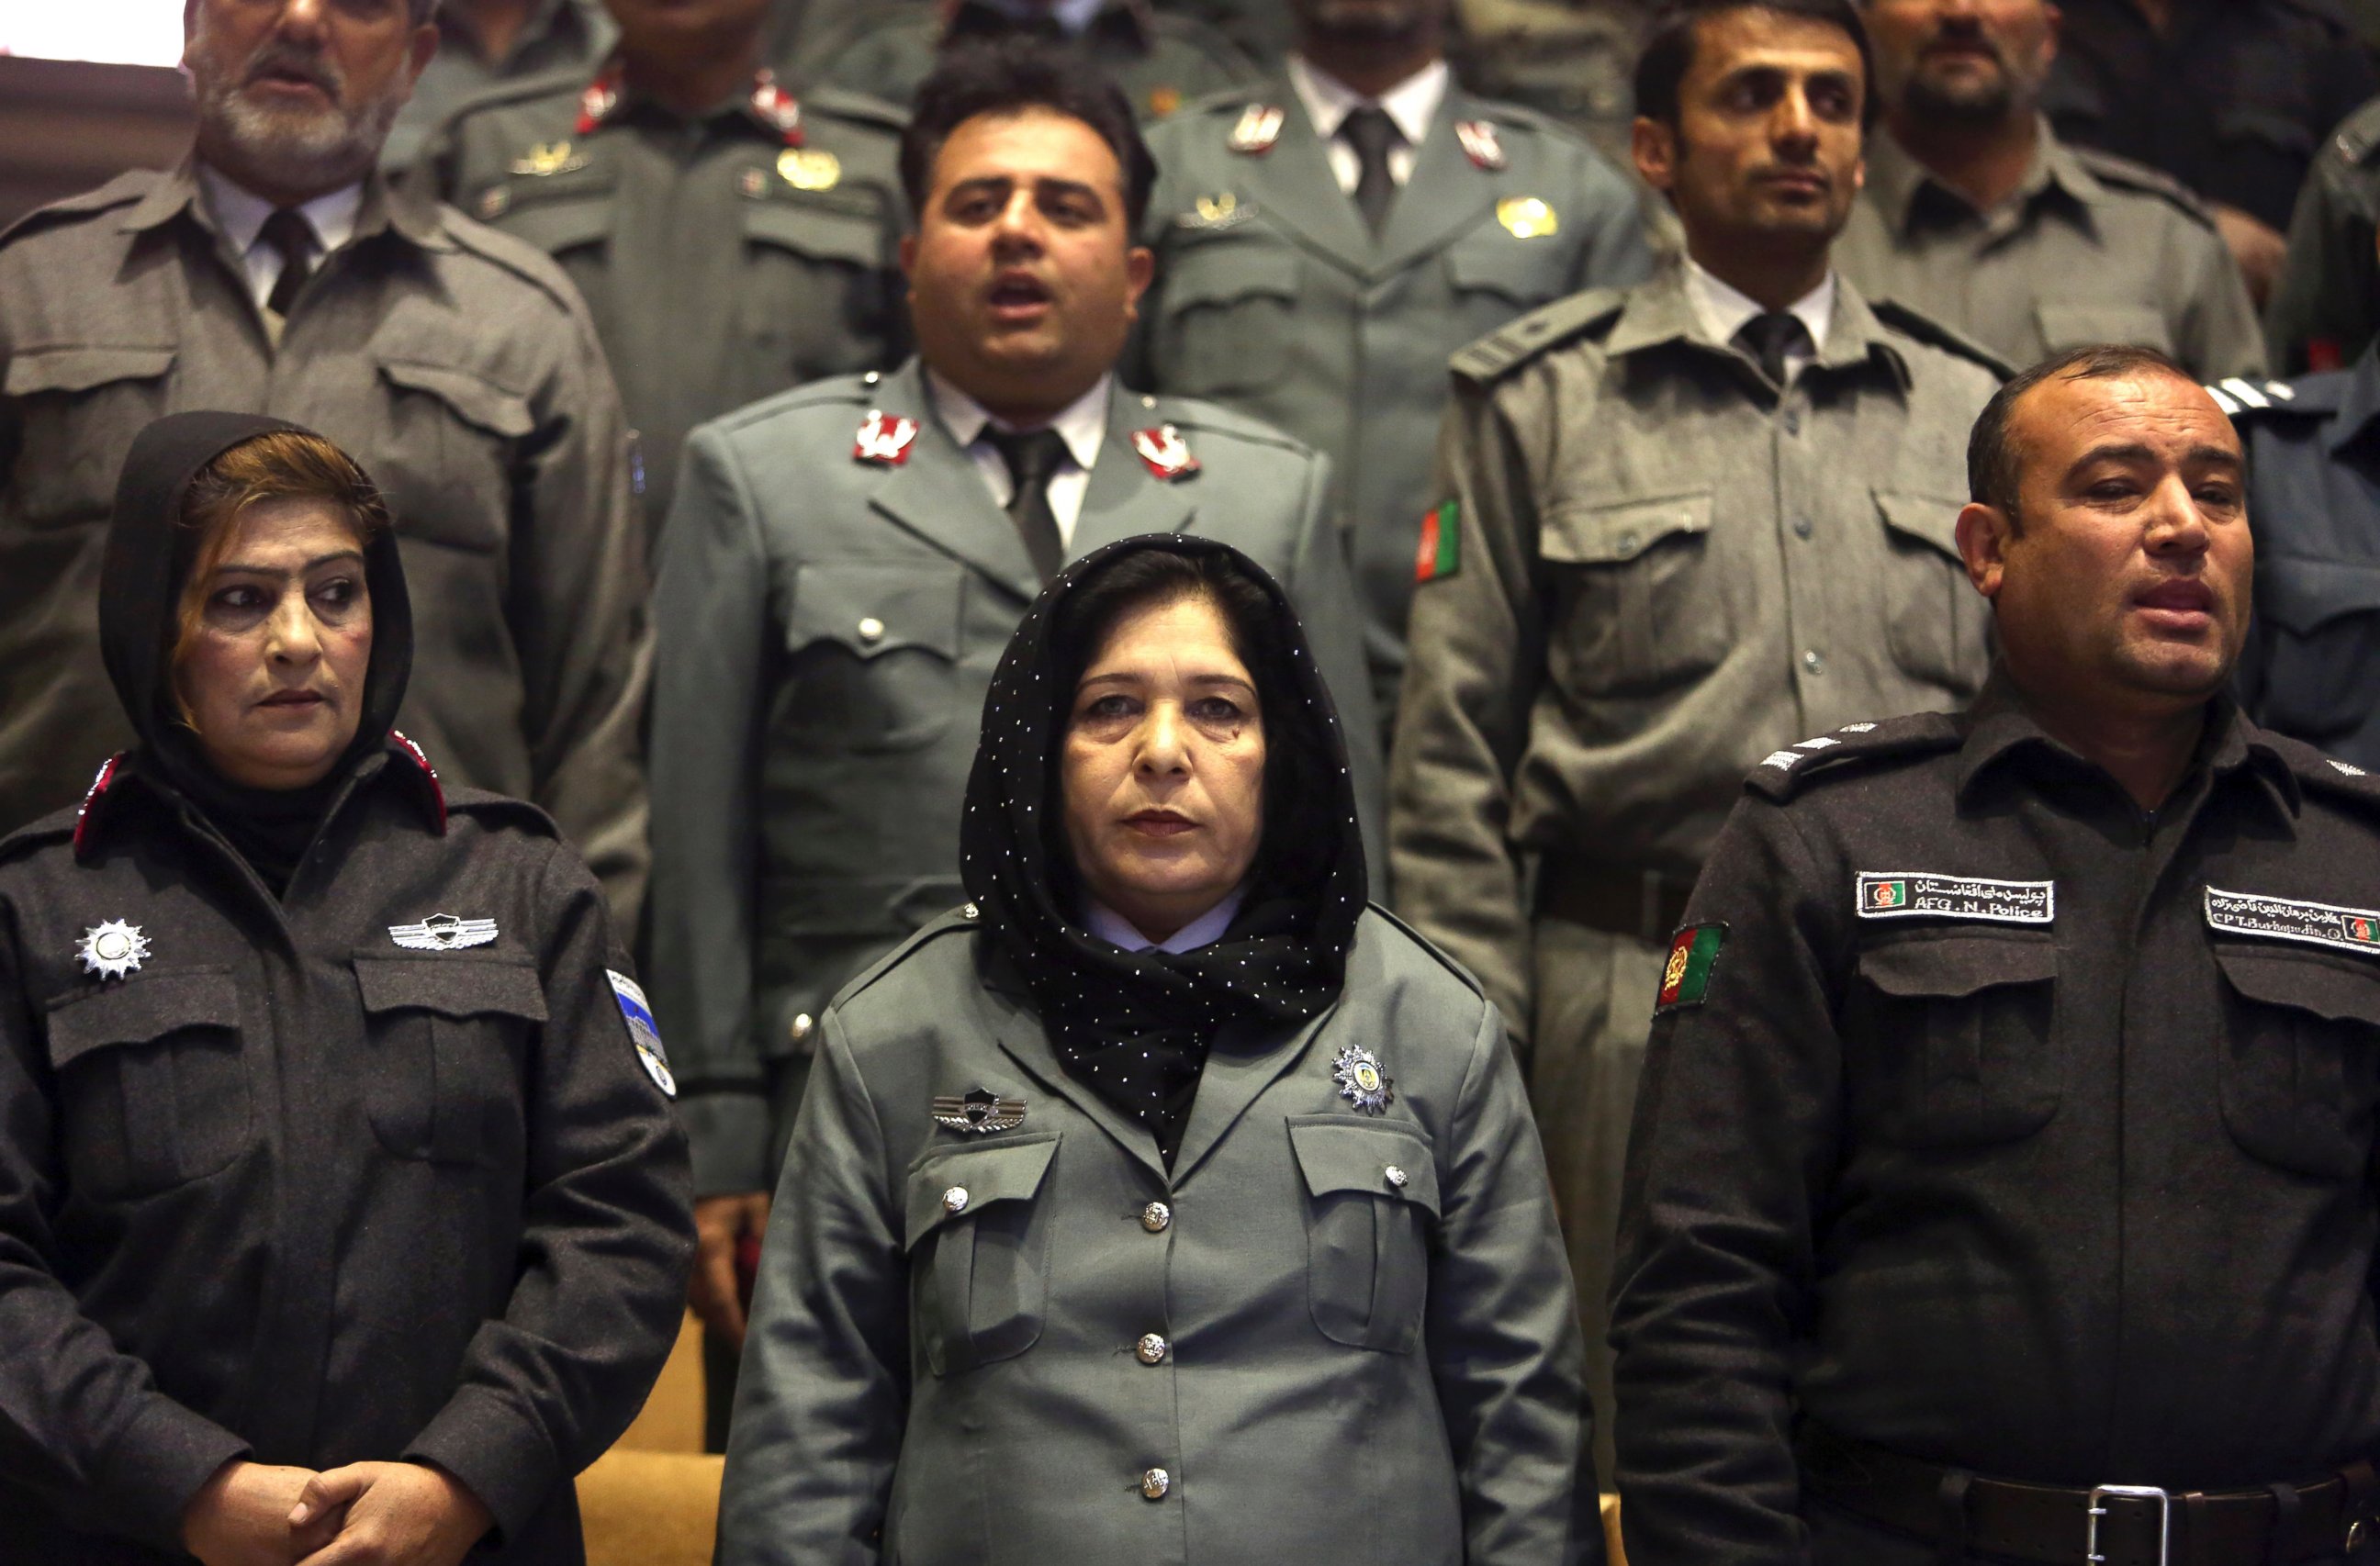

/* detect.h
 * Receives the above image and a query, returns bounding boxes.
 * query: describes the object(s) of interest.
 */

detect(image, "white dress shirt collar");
[926,369,1112,548]
[1681,256,1836,378]
[1287,53,1450,150]
[1085,886,1249,955]
[196,165,364,311]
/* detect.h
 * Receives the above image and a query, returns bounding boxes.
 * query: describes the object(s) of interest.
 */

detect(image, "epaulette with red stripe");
[72,754,128,859]
[389,731,447,833]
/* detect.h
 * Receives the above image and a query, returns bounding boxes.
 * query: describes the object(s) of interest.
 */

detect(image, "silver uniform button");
[1385,1165,1408,1189]
[857,616,886,643]
[1140,1201,1172,1233]
[1136,1333,1169,1364]
[789,1012,814,1043]
[941,1186,969,1214]
[962,902,980,920]
[1140,1468,1171,1501]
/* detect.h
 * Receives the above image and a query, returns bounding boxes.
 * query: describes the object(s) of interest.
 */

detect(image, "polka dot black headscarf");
[959,535,1369,1165]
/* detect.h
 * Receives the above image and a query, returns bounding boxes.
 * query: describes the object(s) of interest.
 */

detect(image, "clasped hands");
[183,1457,495,1566]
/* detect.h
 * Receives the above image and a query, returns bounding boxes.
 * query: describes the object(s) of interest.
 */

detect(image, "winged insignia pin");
[389,913,500,951]
[933,1088,1027,1135]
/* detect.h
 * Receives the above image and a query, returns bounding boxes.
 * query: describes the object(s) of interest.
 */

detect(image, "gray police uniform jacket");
[381,0,614,173]
[715,905,1600,1566]
[0,162,652,930]
[1129,77,1653,719]
[1836,121,2265,383]
[423,72,909,543]
[647,361,1384,1196]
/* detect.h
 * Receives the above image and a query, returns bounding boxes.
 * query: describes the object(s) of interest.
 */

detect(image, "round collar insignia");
[77,920,150,981]
[1332,1045,1393,1114]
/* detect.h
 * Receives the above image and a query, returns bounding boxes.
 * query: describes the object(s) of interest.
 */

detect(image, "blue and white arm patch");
[608,969,676,1098]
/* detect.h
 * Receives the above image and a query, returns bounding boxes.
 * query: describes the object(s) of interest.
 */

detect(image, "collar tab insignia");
[389,913,500,951]
[1229,104,1285,155]
[1497,196,1557,238]
[77,919,150,981]
[854,408,920,465]
[576,70,621,134]
[1332,1045,1394,1114]
[1456,119,1507,171]
[933,1088,1027,1134]
[73,755,126,858]
[1131,424,1200,481]
[1856,872,2054,925]
[608,971,675,1097]
[751,72,804,144]
[1656,923,1727,1012]
[2206,886,2380,956]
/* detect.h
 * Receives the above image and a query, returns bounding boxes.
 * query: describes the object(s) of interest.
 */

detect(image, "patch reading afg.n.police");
[1855,872,2054,925]
[607,971,676,1098]
[2204,887,2380,956]
[1655,923,1726,1012]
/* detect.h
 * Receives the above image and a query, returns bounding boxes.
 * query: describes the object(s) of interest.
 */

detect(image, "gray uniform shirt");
[384,0,615,173]
[426,71,908,542]
[717,904,1599,1566]
[648,359,1384,1195]
[1836,121,2265,382]
[1387,267,2002,1031]
[0,162,650,927]
[1130,77,1653,721]
[2267,94,2380,376]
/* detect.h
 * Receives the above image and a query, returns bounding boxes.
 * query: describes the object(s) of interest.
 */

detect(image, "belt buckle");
[2087,1484,2171,1566]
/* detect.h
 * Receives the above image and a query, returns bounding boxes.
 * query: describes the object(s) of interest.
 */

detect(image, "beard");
[1898,50,2020,127]
[1293,0,1437,44]
[188,16,409,193]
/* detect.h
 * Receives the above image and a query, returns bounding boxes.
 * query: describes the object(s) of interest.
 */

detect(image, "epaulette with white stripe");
[1744,712,1961,802]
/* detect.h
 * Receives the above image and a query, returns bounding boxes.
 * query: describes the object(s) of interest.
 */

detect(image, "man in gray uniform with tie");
[1129,0,1652,722]
[647,37,1380,1438]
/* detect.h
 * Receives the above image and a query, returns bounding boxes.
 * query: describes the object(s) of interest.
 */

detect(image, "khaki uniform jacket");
[0,162,651,929]
[1388,267,2002,1035]
[1130,78,1653,719]
[424,73,909,542]
[647,360,1383,1196]
[1836,122,2266,383]
[716,905,1600,1565]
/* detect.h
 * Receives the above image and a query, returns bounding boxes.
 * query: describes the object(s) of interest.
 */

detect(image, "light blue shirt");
[1085,886,1248,954]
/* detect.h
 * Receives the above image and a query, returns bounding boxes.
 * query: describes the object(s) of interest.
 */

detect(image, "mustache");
[241,39,343,97]
[1921,21,2006,65]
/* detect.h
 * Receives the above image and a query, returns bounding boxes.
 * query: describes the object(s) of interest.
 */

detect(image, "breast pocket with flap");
[1540,488,1729,697]
[44,967,248,1199]
[783,560,965,754]
[904,1133,1060,1377]
[2253,556,2380,746]
[1847,934,2061,1147]
[374,358,534,554]
[2211,943,2380,1180]
[1289,1115,1440,1354]
[353,955,544,1166]
[1151,236,1299,397]
[1874,489,1990,693]
[4,344,177,529]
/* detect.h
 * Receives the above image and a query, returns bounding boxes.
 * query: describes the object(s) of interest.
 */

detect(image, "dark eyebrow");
[211,550,366,581]
[2066,442,2242,475]
[1078,670,1258,694]
[946,174,1104,207]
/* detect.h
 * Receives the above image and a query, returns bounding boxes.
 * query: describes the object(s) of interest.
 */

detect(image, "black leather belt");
[1798,1424,2377,1566]
[1534,856,1696,945]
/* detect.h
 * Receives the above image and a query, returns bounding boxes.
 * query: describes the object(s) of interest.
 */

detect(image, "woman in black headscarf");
[0,414,692,1566]
[718,535,1598,1566]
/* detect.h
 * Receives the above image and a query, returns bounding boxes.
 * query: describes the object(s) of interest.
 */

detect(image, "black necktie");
[987,427,1070,584]
[1341,106,1402,238]
[1737,309,1803,389]
[260,207,315,318]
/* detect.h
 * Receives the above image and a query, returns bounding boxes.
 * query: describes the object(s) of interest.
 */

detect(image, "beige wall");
[0,55,193,232]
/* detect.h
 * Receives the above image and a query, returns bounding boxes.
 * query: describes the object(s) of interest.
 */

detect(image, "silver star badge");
[77,919,150,981]
[389,913,500,951]
[1332,1046,1394,1115]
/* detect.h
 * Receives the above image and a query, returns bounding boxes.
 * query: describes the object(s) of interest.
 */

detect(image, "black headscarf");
[101,412,414,892]
[959,535,1368,1163]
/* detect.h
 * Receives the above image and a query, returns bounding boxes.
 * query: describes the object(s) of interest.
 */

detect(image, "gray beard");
[191,58,406,196]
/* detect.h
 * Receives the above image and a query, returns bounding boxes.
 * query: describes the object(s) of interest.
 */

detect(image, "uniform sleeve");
[511,292,653,934]
[1387,384,1546,1037]
[0,903,249,1552]
[401,841,694,1540]
[2174,214,2269,382]
[1279,447,1389,878]
[2264,158,2380,375]
[1608,799,1842,1566]
[715,1009,907,1566]
[647,426,777,1198]
[1427,992,1604,1566]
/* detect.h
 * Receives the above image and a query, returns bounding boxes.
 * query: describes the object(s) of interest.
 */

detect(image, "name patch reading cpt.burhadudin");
[608,971,676,1097]
[2204,887,2380,956]
[1856,873,2054,924]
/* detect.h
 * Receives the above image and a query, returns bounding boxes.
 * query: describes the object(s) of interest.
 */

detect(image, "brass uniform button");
[1140,1201,1172,1233]
[1136,1333,1169,1364]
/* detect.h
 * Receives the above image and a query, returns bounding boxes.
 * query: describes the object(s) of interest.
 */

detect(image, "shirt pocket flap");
[1859,934,2059,1001]
[904,1133,1061,1247]
[790,560,964,660]
[1873,489,1966,564]
[2034,304,2173,356]
[1446,229,1562,299]
[1287,1117,1441,1216]
[743,202,882,265]
[490,190,615,254]
[376,359,535,441]
[6,345,177,397]
[1162,242,1301,310]
[2260,555,2380,635]
[2213,945,2380,1027]
[351,956,548,1022]
[46,968,240,1072]
[1540,489,1713,565]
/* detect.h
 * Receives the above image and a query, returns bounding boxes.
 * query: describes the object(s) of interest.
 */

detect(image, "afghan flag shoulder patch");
[1656,922,1727,1013]
[1415,499,1461,583]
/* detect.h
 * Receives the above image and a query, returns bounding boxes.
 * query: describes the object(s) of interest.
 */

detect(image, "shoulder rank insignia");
[510,140,583,178]
[608,971,676,1097]
[779,146,841,191]
[1229,104,1286,155]
[1131,424,1200,481]
[2206,886,2380,956]
[1656,923,1726,1013]
[77,919,150,981]
[854,408,920,466]
[1332,1045,1394,1114]
[1498,196,1558,239]
[389,913,500,951]
[1856,872,2054,925]
[934,1087,1027,1134]
[1455,119,1507,171]
[2202,377,2299,416]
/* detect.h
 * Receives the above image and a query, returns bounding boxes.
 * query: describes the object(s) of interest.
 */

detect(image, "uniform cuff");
[681,1088,772,1198]
[402,1384,555,1546]
[95,1399,252,1553]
